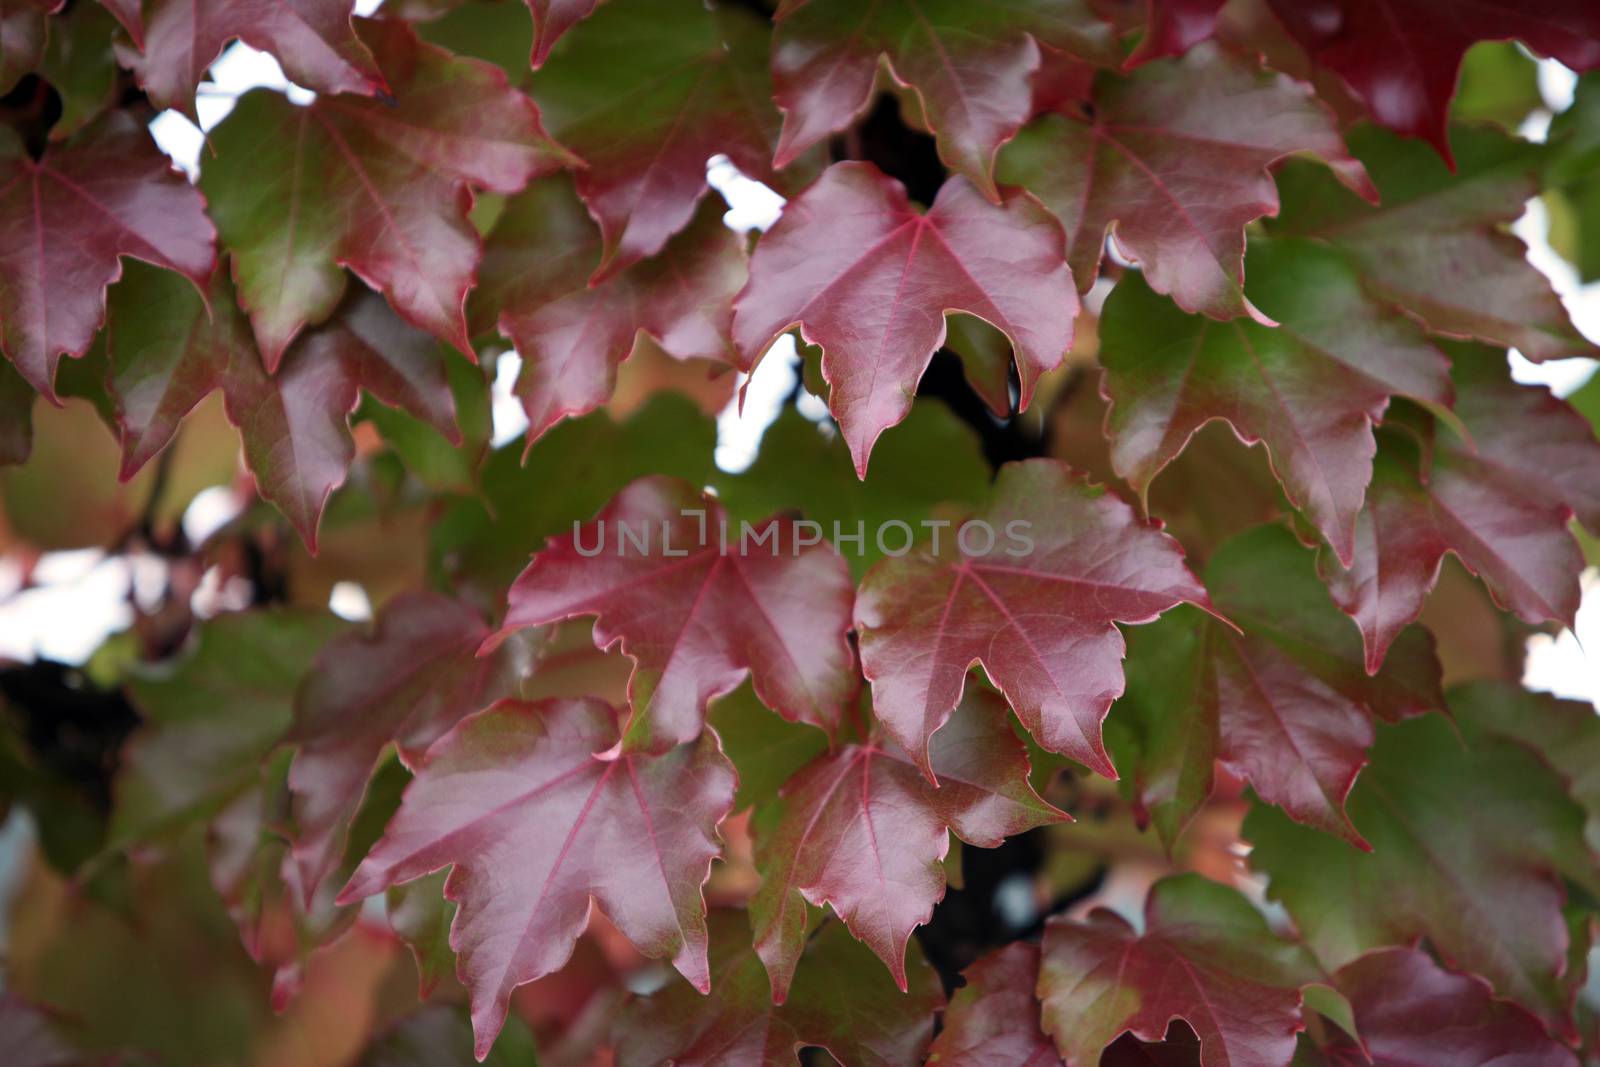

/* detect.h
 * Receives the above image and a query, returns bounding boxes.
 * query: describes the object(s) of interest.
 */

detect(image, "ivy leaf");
[489,476,857,755]
[708,683,829,814]
[110,609,347,847]
[115,0,385,116]
[854,458,1212,781]
[616,911,943,1067]
[1271,124,1597,363]
[1110,524,1442,850]
[750,688,1065,1000]
[285,591,533,909]
[1123,0,1226,66]
[1311,947,1580,1067]
[338,697,736,1060]
[1264,0,1600,164]
[925,942,1058,1066]
[529,0,777,280]
[1038,873,1325,1067]
[733,163,1076,475]
[0,113,215,400]
[474,177,744,443]
[769,0,1119,198]
[107,262,462,549]
[201,17,572,369]
[1317,346,1600,673]
[0,0,52,97]
[526,0,597,66]
[353,1003,540,1067]
[1245,711,1599,1036]
[387,871,456,997]
[998,43,1373,322]
[1100,238,1452,564]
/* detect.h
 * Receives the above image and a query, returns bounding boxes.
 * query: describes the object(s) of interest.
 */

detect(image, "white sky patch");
[1524,567,1600,707]
[716,334,799,473]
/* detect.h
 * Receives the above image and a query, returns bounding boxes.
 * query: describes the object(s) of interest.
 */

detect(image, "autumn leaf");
[1270,123,1598,363]
[525,0,597,66]
[1099,238,1452,564]
[115,0,385,116]
[107,261,463,549]
[338,697,736,1060]
[769,0,1119,197]
[488,476,857,754]
[925,941,1058,1066]
[1038,873,1325,1067]
[616,911,943,1067]
[1246,710,1600,1036]
[0,112,215,400]
[1123,0,1226,66]
[1305,947,1580,1067]
[1108,524,1442,849]
[750,688,1064,1000]
[528,0,778,280]
[286,591,533,907]
[1265,0,1600,163]
[473,177,744,443]
[201,17,571,369]
[855,458,1211,781]
[0,0,52,97]
[733,162,1077,474]
[1316,345,1600,673]
[998,43,1373,321]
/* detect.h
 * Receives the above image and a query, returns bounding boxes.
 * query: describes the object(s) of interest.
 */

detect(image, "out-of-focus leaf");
[707,682,828,814]
[1452,41,1544,130]
[922,934,1058,1065]
[39,1,121,139]
[354,1003,538,1067]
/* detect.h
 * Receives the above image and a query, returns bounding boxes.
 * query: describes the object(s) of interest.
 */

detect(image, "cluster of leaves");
[2,1,1600,1065]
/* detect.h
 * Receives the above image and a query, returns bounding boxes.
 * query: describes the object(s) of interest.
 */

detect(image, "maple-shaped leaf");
[768,0,1119,198]
[1039,873,1325,1067]
[472,177,744,443]
[1271,123,1597,363]
[107,261,461,549]
[751,687,1064,1000]
[733,163,1076,474]
[528,0,777,280]
[1316,345,1600,673]
[524,0,597,66]
[201,17,571,369]
[115,0,385,116]
[338,697,736,1059]
[926,942,1058,1066]
[1099,238,1452,564]
[1245,711,1599,1036]
[488,476,856,754]
[997,43,1373,321]
[0,112,215,400]
[854,458,1211,781]
[110,608,348,847]
[1306,947,1580,1067]
[285,591,533,908]
[1265,0,1600,164]
[1109,524,1442,849]
[616,910,942,1067]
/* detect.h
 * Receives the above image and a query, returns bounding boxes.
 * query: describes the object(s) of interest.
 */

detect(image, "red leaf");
[201,18,572,369]
[1266,0,1600,163]
[489,476,857,755]
[1038,874,1324,1067]
[286,592,533,907]
[529,0,778,280]
[999,43,1374,322]
[1099,238,1453,565]
[338,697,736,1060]
[769,0,1120,198]
[750,688,1065,1000]
[854,459,1211,781]
[925,942,1059,1066]
[616,911,944,1067]
[475,177,744,444]
[108,262,461,549]
[115,0,385,115]
[1317,947,1579,1067]
[1319,346,1600,673]
[733,163,1077,475]
[1124,0,1226,66]
[0,113,215,401]
[96,0,141,44]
